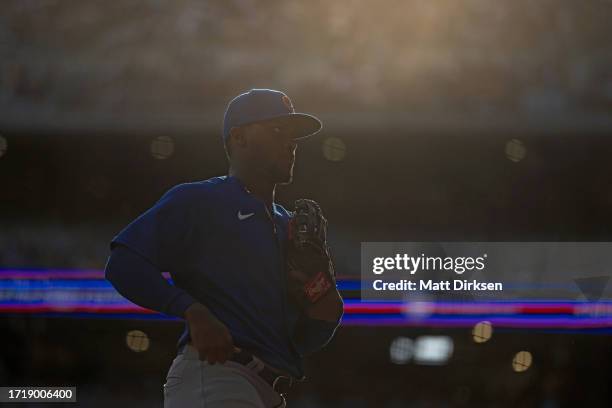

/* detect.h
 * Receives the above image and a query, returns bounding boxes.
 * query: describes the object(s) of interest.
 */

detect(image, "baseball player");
[104,89,344,407]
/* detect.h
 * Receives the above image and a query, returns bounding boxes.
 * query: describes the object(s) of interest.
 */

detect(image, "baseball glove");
[286,199,336,307]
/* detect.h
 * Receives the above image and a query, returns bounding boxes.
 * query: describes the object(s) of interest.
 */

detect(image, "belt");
[229,349,303,396]
[180,343,302,396]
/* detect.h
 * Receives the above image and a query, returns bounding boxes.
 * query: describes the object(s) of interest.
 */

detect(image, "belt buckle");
[272,375,293,396]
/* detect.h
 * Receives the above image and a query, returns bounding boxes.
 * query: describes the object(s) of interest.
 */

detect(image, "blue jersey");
[108,175,339,377]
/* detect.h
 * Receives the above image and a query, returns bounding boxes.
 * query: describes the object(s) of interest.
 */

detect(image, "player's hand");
[184,302,238,364]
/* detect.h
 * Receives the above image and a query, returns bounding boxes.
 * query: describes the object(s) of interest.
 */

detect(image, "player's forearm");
[304,288,344,322]
[294,296,343,356]
[104,244,196,318]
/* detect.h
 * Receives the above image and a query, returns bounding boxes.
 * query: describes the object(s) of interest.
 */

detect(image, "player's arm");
[106,183,202,316]
[286,199,344,355]
[303,285,343,322]
[183,302,238,364]
[293,296,343,356]
[105,248,236,363]
[104,243,196,318]
[106,182,237,364]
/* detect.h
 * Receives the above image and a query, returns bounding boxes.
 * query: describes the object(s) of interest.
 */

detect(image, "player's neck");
[228,168,276,209]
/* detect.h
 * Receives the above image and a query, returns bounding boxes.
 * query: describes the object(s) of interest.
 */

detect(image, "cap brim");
[264,113,322,139]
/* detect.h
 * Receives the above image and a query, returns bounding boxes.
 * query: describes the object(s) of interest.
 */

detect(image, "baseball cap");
[223,89,322,142]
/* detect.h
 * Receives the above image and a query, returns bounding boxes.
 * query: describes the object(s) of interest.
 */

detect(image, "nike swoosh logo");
[237,211,255,221]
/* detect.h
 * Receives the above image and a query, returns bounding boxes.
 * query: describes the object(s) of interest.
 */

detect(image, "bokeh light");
[505,138,527,162]
[402,298,435,321]
[414,336,454,366]
[150,136,175,160]
[472,321,493,343]
[512,350,532,372]
[126,330,150,352]
[389,336,414,364]
[322,136,347,162]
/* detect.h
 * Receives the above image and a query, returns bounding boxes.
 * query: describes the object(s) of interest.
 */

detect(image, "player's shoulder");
[160,176,233,203]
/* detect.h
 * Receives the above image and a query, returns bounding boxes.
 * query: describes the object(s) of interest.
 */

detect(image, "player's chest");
[207,201,288,260]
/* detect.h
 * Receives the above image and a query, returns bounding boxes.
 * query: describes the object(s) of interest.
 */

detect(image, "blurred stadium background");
[1,1,612,406]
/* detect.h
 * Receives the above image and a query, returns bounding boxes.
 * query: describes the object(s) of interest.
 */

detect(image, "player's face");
[246,121,298,184]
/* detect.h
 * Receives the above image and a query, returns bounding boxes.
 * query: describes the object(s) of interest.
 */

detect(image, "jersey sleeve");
[104,244,197,318]
[110,183,201,272]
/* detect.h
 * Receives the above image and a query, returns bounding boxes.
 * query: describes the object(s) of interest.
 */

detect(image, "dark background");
[2,1,612,407]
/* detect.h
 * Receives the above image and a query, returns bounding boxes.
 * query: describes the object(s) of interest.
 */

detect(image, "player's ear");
[229,126,248,151]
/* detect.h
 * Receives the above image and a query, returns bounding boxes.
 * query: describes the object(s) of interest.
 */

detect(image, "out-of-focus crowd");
[1,0,611,121]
